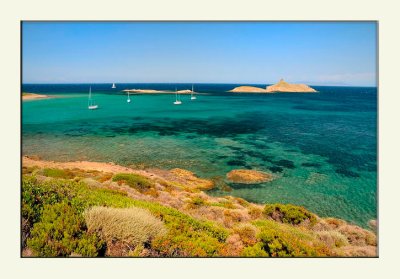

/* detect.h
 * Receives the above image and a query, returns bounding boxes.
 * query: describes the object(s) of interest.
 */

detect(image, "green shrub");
[22,176,76,225]
[22,175,229,257]
[112,173,154,192]
[234,223,258,246]
[250,220,330,257]
[84,206,166,247]
[27,202,104,257]
[242,243,268,257]
[42,168,74,179]
[264,203,317,225]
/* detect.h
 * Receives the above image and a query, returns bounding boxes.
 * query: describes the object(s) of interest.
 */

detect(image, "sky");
[22,22,377,86]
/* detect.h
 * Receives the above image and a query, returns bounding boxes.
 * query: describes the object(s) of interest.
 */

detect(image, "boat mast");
[88,86,92,106]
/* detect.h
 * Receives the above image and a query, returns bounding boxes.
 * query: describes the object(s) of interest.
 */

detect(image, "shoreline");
[22,155,377,257]
[123,89,193,94]
[22,155,376,227]
[22,92,52,101]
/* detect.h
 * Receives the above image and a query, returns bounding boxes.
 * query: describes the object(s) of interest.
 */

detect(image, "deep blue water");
[22,83,377,227]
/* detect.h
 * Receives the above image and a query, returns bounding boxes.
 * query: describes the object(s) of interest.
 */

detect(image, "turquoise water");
[22,84,377,227]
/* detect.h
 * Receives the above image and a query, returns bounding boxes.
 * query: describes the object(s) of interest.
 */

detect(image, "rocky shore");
[22,156,377,257]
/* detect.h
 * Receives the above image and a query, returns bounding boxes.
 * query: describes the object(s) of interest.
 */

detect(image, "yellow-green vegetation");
[242,220,329,257]
[42,168,75,179]
[21,165,377,257]
[84,206,166,252]
[27,202,104,257]
[264,203,317,225]
[22,175,228,257]
[112,173,154,192]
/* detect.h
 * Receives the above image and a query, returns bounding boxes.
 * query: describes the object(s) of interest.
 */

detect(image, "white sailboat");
[190,84,197,100]
[112,83,116,89]
[88,86,98,110]
[127,91,131,103]
[173,87,182,105]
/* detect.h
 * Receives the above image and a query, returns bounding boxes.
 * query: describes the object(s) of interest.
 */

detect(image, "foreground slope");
[22,157,376,257]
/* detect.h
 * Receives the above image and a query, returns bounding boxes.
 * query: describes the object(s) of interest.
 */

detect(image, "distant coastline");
[22,92,52,101]
[123,89,195,94]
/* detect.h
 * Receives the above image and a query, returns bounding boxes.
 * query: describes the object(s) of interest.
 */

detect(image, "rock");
[226,169,273,184]
[368,219,377,231]
[170,168,214,190]
[266,79,317,92]
[228,79,317,93]
[229,86,268,93]
[265,79,317,93]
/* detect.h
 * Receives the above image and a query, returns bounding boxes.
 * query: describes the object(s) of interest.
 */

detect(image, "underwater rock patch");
[226,169,274,184]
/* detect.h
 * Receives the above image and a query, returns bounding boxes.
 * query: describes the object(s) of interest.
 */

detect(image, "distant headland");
[229,79,317,93]
[123,89,193,94]
[22,92,52,101]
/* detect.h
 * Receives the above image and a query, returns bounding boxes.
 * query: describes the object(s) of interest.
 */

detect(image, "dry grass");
[315,230,349,248]
[247,205,264,220]
[324,217,347,229]
[338,224,377,246]
[233,223,259,246]
[84,206,167,251]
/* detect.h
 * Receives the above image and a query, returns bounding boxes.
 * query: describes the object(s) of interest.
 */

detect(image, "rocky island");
[123,89,193,94]
[229,79,317,93]
[22,92,52,101]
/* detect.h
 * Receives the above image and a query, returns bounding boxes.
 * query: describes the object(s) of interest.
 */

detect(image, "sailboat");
[190,84,197,100]
[112,83,116,89]
[173,87,182,105]
[127,91,131,103]
[88,86,98,110]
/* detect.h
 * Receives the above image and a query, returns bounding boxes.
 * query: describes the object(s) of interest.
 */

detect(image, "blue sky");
[22,22,377,86]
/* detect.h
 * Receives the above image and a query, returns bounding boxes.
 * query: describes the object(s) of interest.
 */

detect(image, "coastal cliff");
[22,156,376,257]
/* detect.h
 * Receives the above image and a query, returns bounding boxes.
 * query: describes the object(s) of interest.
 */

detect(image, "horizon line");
[22,82,377,87]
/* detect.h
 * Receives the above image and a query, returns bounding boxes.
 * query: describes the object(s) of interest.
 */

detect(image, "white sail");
[173,87,182,105]
[88,86,98,110]
[191,84,197,100]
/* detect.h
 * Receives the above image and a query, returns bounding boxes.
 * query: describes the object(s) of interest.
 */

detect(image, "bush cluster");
[27,202,104,257]
[264,203,317,225]
[112,173,154,192]
[242,220,329,257]
[22,175,228,257]
[84,206,166,247]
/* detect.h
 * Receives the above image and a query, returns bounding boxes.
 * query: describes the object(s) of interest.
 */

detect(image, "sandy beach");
[123,89,194,94]
[22,93,51,101]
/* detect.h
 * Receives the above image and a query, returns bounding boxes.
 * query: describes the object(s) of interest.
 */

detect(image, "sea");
[22,83,377,227]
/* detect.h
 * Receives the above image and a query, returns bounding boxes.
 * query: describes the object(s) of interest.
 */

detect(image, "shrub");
[42,168,74,179]
[233,223,258,246]
[248,205,263,220]
[251,220,330,257]
[324,217,347,229]
[112,173,154,192]
[242,243,268,257]
[27,202,104,257]
[190,196,206,207]
[264,203,317,225]
[338,224,377,246]
[315,230,349,248]
[84,206,166,248]
[22,175,229,257]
